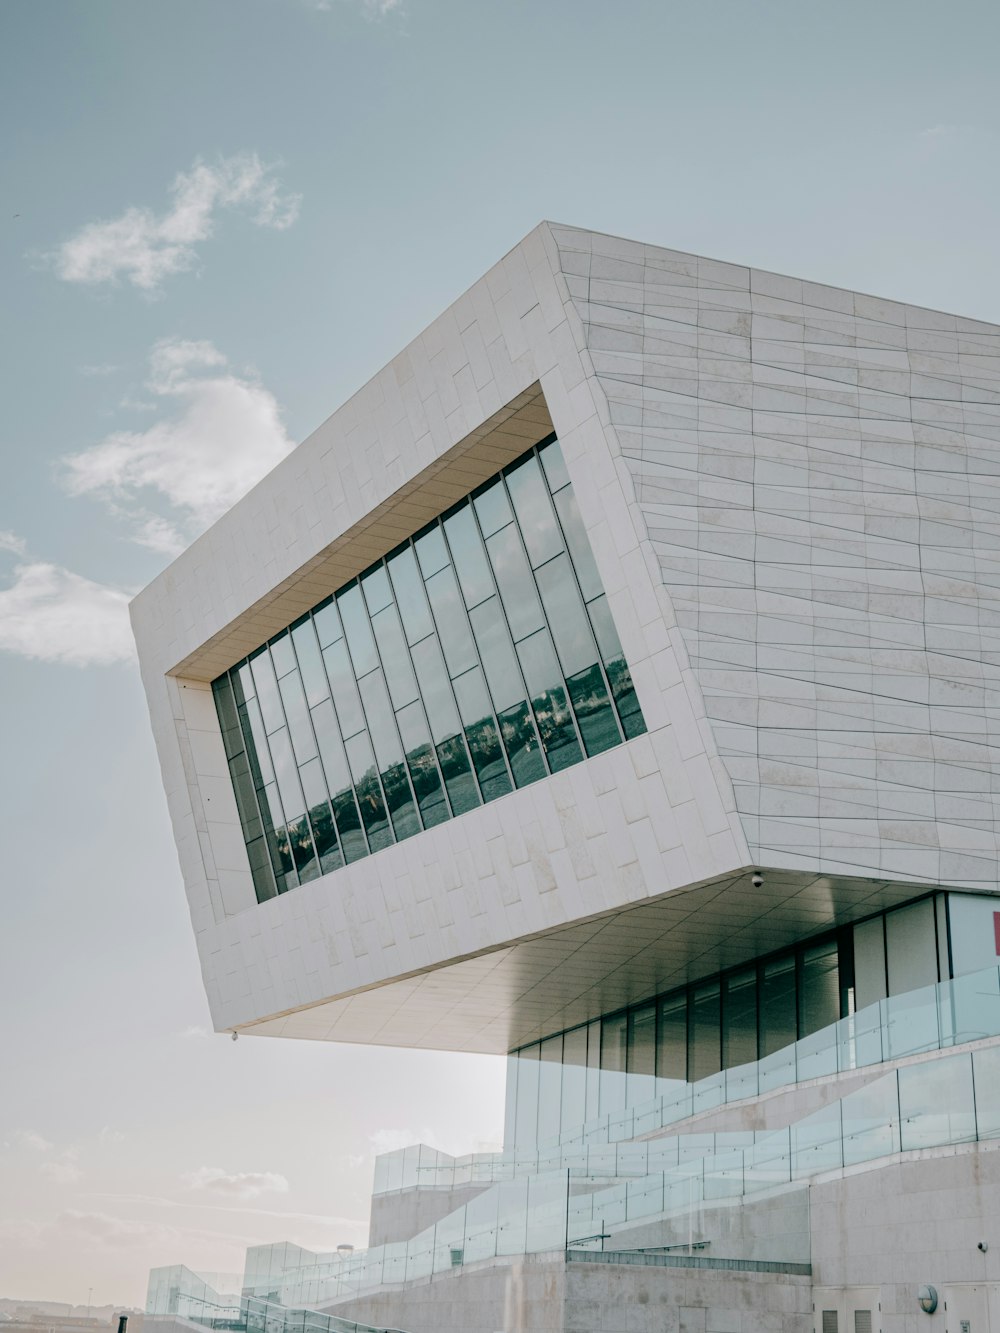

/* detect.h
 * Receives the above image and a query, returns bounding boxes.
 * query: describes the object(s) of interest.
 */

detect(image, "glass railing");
[145,1289,409,1333]
[373,964,1000,1194]
[243,1041,1000,1309]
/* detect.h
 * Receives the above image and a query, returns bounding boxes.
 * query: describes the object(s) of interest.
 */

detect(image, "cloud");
[0,531,26,555]
[51,152,300,292]
[183,1168,291,1200]
[15,1130,54,1153]
[61,338,295,555]
[0,558,134,666]
[41,1161,83,1185]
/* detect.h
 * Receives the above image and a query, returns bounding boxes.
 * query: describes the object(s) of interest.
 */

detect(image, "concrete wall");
[368,1182,492,1248]
[811,1142,1000,1333]
[326,1251,812,1333]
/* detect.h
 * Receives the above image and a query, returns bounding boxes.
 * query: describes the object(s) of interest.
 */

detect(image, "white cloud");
[41,1161,83,1185]
[0,531,26,555]
[61,338,295,555]
[52,152,301,292]
[0,559,134,667]
[183,1167,290,1200]
[15,1129,54,1154]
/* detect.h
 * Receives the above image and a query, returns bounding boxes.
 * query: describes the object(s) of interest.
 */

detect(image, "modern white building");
[135,224,1000,1333]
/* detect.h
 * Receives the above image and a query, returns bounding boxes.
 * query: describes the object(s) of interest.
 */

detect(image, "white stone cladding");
[550,225,1000,888]
[131,223,1000,1051]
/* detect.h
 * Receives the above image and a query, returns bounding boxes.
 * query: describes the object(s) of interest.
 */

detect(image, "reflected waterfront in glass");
[212,435,646,903]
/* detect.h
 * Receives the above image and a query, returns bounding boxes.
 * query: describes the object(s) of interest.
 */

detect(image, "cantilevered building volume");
[135,225,1000,1333]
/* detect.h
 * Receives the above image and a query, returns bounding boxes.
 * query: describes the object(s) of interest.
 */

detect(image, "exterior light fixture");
[918,1287,938,1314]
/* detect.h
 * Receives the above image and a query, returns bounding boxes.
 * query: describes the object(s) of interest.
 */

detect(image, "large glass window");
[212,434,646,903]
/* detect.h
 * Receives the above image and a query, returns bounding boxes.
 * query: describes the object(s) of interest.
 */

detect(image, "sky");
[1,0,999,1309]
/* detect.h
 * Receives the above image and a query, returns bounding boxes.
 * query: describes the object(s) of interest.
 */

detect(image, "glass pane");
[291,619,331,708]
[841,1071,901,1166]
[656,995,687,1086]
[627,1003,656,1108]
[586,594,646,740]
[286,814,319,883]
[415,524,450,578]
[387,546,435,646]
[473,476,513,538]
[899,1052,976,1151]
[453,666,511,803]
[514,1045,540,1147]
[322,639,366,739]
[250,649,285,735]
[300,761,342,876]
[213,675,243,761]
[361,564,393,616]
[800,942,840,1038]
[561,1026,588,1136]
[497,701,546,788]
[505,455,563,568]
[566,664,621,758]
[600,1013,628,1118]
[469,597,524,714]
[689,981,721,1082]
[240,698,273,787]
[396,700,450,829]
[410,635,479,815]
[235,660,256,702]
[359,670,420,842]
[537,1035,563,1144]
[312,598,342,649]
[278,671,317,764]
[535,552,599,678]
[371,604,419,710]
[553,487,603,603]
[973,1044,1000,1140]
[337,584,379,677]
[269,631,296,680]
[517,629,583,772]
[538,436,570,493]
[267,728,305,821]
[345,732,393,852]
[444,504,494,610]
[723,969,758,1067]
[486,524,544,643]
[585,1020,601,1122]
[228,752,263,842]
[245,835,276,902]
[760,956,797,1057]
[426,566,478,678]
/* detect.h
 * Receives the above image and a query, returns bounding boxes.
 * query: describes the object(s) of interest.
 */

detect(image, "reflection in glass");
[310,700,368,863]
[760,958,797,1057]
[359,670,420,842]
[724,969,758,1067]
[250,649,284,734]
[214,432,646,903]
[444,505,494,610]
[387,546,434,646]
[586,594,646,740]
[338,584,379,677]
[473,476,513,538]
[505,455,563,568]
[517,629,582,772]
[396,701,450,828]
[689,981,722,1082]
[453,667,512,803]
[345,732,393,852]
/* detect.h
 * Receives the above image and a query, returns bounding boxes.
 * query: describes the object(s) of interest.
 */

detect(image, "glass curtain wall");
[212,435,646,904]
[508,925,856,1147]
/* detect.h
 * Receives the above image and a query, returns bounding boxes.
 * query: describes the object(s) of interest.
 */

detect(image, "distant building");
[136,225,1000,1333]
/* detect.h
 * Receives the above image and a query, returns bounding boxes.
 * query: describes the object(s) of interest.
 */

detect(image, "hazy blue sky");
[2,0,998,1307]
